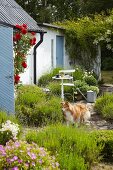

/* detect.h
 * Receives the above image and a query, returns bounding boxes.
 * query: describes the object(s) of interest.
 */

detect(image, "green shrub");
[38,67,62,87]
[16,85,46,107]
[90,130,113,162]
[48,81,73,98]
[73,66,84,81]
[0,140,60,170]
[0,111,19,125]
[102,102,113,119]
[74,80,89,94]
[47,81,61,96]
[16,85,63,126]
[84,75,98,86]
[38,73,53,87]
[30,96,63,126]
[26,124,102,170]
[95,93,113,115]
[87,86,99,94]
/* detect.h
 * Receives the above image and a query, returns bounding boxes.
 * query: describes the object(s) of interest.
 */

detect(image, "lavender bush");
[0,140,60,170]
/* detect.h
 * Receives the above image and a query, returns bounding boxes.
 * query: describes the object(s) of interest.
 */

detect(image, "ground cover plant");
[26,124,102,170]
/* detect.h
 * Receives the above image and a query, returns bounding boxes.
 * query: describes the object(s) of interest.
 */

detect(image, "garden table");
[52,75,74,101]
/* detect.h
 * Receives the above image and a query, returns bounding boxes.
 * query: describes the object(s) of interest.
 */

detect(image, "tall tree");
[80,0,113,16]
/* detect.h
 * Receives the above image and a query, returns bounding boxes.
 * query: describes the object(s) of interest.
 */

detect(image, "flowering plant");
[0,140,60,170]
[0,120,20,145]
[13,24,36,84]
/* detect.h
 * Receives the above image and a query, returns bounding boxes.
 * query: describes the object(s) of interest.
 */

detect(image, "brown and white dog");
[61,101,91,125]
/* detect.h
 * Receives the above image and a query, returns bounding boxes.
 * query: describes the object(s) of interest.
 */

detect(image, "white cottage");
[20,23,71,85]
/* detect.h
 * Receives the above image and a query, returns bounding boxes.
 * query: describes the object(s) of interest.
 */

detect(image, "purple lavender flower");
[31,153,36,160]
[13,156,18,161]
[14,141,20,147]
[18,159,22,163]
[39,159,42,164]
[12,167,19,170]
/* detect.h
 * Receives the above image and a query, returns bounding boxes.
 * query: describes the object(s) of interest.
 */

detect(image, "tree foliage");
[57,11,113,69]
[16,0,113,23]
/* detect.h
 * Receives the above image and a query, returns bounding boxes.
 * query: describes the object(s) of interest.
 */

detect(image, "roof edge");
[37,23,65,30]
[0,21,47,33]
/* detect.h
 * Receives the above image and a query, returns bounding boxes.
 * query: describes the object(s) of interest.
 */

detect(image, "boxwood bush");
[15,85,63,126]
[26,124,102,170]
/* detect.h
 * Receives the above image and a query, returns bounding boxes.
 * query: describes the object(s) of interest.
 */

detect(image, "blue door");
[56,36,64,67]
[0,26,14,113]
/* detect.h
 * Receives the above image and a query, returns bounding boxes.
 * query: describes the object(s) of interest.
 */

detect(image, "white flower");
[93,39,98,45]
[106,29,111,35]
[98,36,105,41]
[0,120,20,140]
[106,38,111,43]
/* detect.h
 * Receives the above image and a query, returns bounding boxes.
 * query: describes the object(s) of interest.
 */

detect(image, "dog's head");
[61,101,70,112]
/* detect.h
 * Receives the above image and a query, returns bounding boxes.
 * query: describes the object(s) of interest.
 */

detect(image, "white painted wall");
[20,27,71,84]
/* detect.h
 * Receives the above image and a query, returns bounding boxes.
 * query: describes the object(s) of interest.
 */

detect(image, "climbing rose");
[21,29,27,35]
[15,33,21,40]
[22,61,27,68]
[31,32,36,35]
[15,24,22,29]
[14,75,20,84]
[30,38,36,45]
[22,24,27,29]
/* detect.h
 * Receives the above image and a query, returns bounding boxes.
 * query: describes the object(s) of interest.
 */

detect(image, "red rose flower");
[33,37,36,42]
[22,24,27,29]
[15,24,22,29]
[14,74,20,84]
[30,38,36,45]
[31,32,36,35]
[15,33,21,40]
[22,61,27,68]
[21,29,27,34]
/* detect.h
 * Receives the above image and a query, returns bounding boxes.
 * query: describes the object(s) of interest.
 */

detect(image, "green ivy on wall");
[56,10,113,69]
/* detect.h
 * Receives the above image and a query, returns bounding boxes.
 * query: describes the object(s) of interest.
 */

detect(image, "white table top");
[59,69,75,73]
[52,76,73,80]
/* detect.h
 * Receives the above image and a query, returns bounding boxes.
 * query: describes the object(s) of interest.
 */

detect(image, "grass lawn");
[101,70,113,84]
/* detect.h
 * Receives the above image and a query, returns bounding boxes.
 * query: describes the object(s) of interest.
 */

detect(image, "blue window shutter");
[0,26,14,113]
